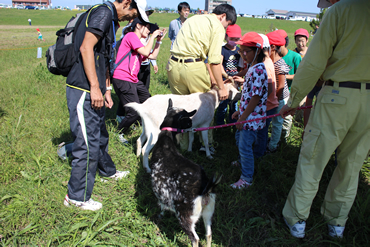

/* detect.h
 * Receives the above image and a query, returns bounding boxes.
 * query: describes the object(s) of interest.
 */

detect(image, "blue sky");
[4,0,320,15]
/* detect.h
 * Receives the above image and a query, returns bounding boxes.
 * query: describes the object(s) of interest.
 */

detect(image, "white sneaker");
[328,224,345,238]
[63,194,102,211]
[284,218,306,238]
[108,170,130,180]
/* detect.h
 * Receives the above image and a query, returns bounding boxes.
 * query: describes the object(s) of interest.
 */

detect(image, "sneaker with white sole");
[284,218,306,238]
[64,194,102,211]
[108,170,130,180]
[230,179,252,189]
[328,224,345,238]
[199,144,216,155]
[116,133,129,145]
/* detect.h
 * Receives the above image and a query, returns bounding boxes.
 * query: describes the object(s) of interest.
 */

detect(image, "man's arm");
[105,68,113,109]
[80,31,104,110]
[209,63,228,100]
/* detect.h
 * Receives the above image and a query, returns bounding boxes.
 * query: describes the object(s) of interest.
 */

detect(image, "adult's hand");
[279,104,297,118]
[153,65,158,74]
[90,86,104,110]
[218,86,228,101]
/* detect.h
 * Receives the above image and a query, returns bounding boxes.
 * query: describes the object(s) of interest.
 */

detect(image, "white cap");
[258,34,270,48]
[317,0,333,8]
[135,0,149,22]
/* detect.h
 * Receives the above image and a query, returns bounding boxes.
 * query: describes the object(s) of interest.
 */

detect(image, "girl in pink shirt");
[112,17,166,142]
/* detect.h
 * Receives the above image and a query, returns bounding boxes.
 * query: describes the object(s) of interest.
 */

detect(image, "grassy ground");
[0,9,369,246]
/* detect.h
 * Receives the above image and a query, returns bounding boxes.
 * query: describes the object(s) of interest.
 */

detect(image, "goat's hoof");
[145,168,152,173]
[207,155,214,160]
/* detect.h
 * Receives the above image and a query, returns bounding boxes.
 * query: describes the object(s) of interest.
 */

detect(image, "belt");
[171,56,202,63]
[325,80,370,90]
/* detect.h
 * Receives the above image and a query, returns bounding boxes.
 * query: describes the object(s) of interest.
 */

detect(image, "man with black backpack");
[63,0,149,211]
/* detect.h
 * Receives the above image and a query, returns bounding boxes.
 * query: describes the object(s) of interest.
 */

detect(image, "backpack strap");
[115,49,133,69]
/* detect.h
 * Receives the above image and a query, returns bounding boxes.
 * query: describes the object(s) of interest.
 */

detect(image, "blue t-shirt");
[221,45,241,77]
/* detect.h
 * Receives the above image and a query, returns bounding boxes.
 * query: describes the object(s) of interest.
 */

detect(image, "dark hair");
[250,46,266,64]
[284,36,289,47]
[295,35,308,41]
[178,2,190,12]
[129,0,137,10]
[212,4,237,25]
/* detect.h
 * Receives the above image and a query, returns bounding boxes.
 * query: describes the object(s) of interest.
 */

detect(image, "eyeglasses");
[238,49,254,56]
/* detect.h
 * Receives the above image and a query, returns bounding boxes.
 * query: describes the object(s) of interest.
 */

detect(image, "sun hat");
[317,0,333,8]
[226,24,242,38]
[236,32,263,49]
[135,0,149,22]
[275,29,288,38]
[131,16,159,34]
[258,33,270,48]
[266,31,286,46]
[294,28,309,39]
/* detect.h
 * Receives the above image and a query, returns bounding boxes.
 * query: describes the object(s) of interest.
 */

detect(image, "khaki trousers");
[167,56,213,150]
[283,82,370,226]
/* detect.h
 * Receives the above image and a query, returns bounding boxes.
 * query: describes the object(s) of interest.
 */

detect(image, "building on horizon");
[266,9,318,21]
[205,0,232,13]
[12,0,51,7]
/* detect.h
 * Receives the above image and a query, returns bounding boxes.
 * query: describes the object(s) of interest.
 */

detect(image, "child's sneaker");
[108,170,130,180]
[284,218,306,238]
[328,224,345,238]
[230,179,252,189]
[116,115,125,124]
[63,194,102,211]
[199,144,216,155]
[116,133,129,145]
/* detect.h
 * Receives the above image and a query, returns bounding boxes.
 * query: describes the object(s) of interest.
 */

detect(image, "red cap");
[36,28,40,32]
[226,24,242,38]
[267,31,286,46]
[294,28,309,39]
[236,32,263,49]
[276,29,288,38]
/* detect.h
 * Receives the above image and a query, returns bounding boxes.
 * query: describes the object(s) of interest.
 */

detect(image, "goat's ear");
[186,109,197,118]
[167,98,173,111]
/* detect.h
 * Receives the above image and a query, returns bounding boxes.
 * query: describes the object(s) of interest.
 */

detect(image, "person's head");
[267,31,286,59]
[294,28,309,51]
[178,2,190,19]
[258,33,271,56]
[125,17,159,38]
[275,29,288,48]
[236,32,265,65]
[114,0,149,22]
[225,24,241,47]
[212,4,237,29]
[317,0,340,8]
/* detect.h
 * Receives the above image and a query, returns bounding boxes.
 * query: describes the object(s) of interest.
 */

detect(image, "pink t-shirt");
[264,57,279,111]
[113,32,146,83]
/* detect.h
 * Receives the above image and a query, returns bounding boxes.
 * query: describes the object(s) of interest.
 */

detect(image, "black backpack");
[46,4,112,77]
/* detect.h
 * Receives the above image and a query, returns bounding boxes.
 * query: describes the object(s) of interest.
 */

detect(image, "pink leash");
[161,105,313,133]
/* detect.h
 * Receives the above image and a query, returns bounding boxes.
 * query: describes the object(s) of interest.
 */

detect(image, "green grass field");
[0,9,369,246]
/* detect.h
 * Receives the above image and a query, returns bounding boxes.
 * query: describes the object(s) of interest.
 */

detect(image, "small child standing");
[36,28,44,41]
[230,32,268,189]
[216,24,242,125]
[294,28,309,58]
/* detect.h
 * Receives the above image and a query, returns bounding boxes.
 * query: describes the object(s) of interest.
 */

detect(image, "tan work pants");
[283,82,370,226]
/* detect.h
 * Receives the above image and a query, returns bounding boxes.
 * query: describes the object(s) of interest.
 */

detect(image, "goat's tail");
[201,174,223,195]
[125,102,145,118]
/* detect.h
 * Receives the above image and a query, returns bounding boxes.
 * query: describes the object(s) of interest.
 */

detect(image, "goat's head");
[226,82,241,101]
[160,99,197,130]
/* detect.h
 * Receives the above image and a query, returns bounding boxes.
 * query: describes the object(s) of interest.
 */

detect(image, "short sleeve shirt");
[240,62,268,131]
[221,46,240,77]
[113,32,145,83]
[274,58,291,100]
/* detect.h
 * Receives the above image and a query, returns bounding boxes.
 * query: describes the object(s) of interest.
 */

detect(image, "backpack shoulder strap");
[115,49,132,68]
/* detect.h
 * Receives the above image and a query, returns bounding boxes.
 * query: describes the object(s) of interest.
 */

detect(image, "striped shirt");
[274,58,291,100]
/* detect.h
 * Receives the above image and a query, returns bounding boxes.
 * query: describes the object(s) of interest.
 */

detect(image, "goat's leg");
[142,133,153,173]
[202,194,216,247]
[188,132,194,152]
[201,130,213,159]
[136,121,147,157]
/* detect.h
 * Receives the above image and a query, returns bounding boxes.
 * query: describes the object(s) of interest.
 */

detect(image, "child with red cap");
[216,24,242,126]
[230,32,268,189]
[294,28,309,57]
[266,31,291,153]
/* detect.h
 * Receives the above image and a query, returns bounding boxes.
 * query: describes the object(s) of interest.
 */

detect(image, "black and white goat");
[125,82,240,173]
[150,99,221,247]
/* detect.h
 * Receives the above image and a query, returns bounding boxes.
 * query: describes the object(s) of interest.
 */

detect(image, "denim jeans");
[254,107,278,158]
[235,128,257,183]
[269,99,286,150]
[216,99,237,125]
